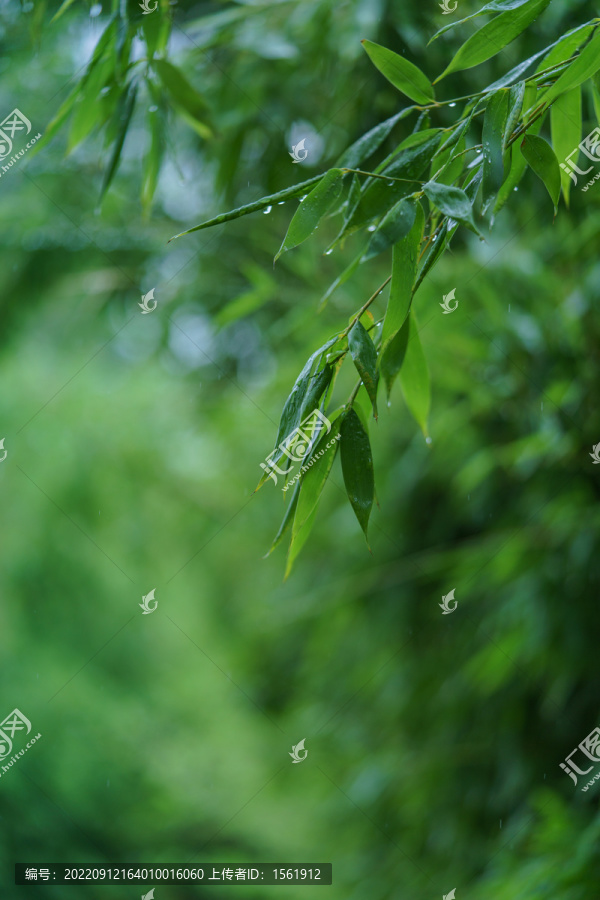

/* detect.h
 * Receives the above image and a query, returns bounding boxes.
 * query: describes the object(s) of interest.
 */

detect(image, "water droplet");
[90,2,102,15]
[387,181,394,187]
[299,195,308,202]
[449,102,457,108]
[367,225,376,232]
[149,105,158,113]
[425,436,432,444]
[324,249,333,255]
[513,186,519,192]
[263,205,272,214]
[278,201,285,205]
[387,401,391,408]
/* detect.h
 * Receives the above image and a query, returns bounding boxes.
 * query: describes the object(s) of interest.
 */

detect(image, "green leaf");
[551,87,581,208]
[292,414,342,533]
[423,181,479,234]
[348,321,379,418]
[361,40,435,105]
[494,116,542,212]
[504,81,525,149]
[534,22,596,74]
[152,59,212,139]
[264,480,300,558]
[68,55,115,152]
[362,197,417,262]
[284,503,318,580]
[340,408,375,544]
[99,80,138,201]
[435,0,552,82]
[482,90,510,211]
[398,312,431,438]
[275,169,345,261]
[50,0,78,22]
[318,249,363,312]
[538,28,600,108]
[521,134,561,212]
[431,135,466,186]
[142,81,166,214]
[381,201,424,353]
[429,0,534,45]
[336,108,414,170]
[169,174,323,240]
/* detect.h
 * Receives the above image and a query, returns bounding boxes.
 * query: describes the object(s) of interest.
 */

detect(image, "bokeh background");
[1,0,599,897]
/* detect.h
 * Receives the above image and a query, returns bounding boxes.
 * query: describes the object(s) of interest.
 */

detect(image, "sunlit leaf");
[348,321,379,418]
[521,134,561,211]
[275,169,345,261]
[361,40,435,105]
[340,408,374,544]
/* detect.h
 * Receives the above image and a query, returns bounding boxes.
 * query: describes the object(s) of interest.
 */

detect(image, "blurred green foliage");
[1,0,600,898]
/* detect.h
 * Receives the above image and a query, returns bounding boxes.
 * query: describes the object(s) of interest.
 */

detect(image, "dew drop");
[324,249,333,255]
[90,2,102,15]
[299,195,308,202]
[367,225,376,232]
[387,181,394,187]
[263,205,272,214]
[149,105,158,113]
[387,401,391,408]
[278,201,285,205]
[513,186,519,192]
[425,436,432,445]
[449,102,457,108]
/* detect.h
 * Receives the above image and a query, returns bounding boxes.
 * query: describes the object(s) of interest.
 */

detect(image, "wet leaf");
[423,181,480,234]
[99,80,138,201]
[340,408,374,544]
[336,108,414,169]
[482,90,509,211]
[361,40,435,105]
[381,201,424,353]
[264,481,300,558]
[275,169,345,261]
[429,0,534,45]
[504,81,525,149]
[551,87,581,207]
[292,413,342,532]
[538,28,600,108]
[362,197,417,261]
[521,134,561,211]
[436,0,552,81]
[398,312,430,438]
[348,321,379,418]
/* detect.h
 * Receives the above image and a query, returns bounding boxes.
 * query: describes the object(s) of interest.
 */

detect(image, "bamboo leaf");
[152,59,212,138]
[336,108,414,169]
[538,28,600,109]
[482,90,510,212]
[99,80,138,201]
[361,40,435,105]
[436,0,552,82]
[292,414,342,533]
[521,134,561,212]
[264,481,300,558]
[551,87,581,208]
[348,321,379,418]
[362,197,417,262]
[494,116,542,212]
[275,169,345,261]
[423,181,480,234]
[429,0,534,45]
[381,201,424,353]
[504,81,525,149]
[398,311,431,438]
[169,175,323,241]
[340,408,375,544]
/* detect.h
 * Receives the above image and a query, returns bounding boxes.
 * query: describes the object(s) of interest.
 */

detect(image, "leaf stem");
[342,275,392,337]
[342,167,426,185]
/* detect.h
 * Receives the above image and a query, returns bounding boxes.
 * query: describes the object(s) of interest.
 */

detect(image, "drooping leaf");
[275,169,345,261]
[521,134,561,211]
[494,116,542,212]
[292,413,342,533]
[284,503,318,579]
[361,40,435,105]
[362,198,417,261]
[551,87,581,207]
[436,0,552,82]
[340,408,375,544]
[504,81,525,149]
[398,312,431,438]
[50,0,78,22]
[482,90,510,211]
[142,81,167,214]
[381,201,424,353]
[336,108,414,170]
[264,480,300,558]
[423,181,480,234]
[534,22,596,74]
[430,135,466,186]
[68,55,115,152]
[152,59,212,138]
[538,28,600,109]
[348,321,379,418]
[99,80,138,201]
[169,175,323,240]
